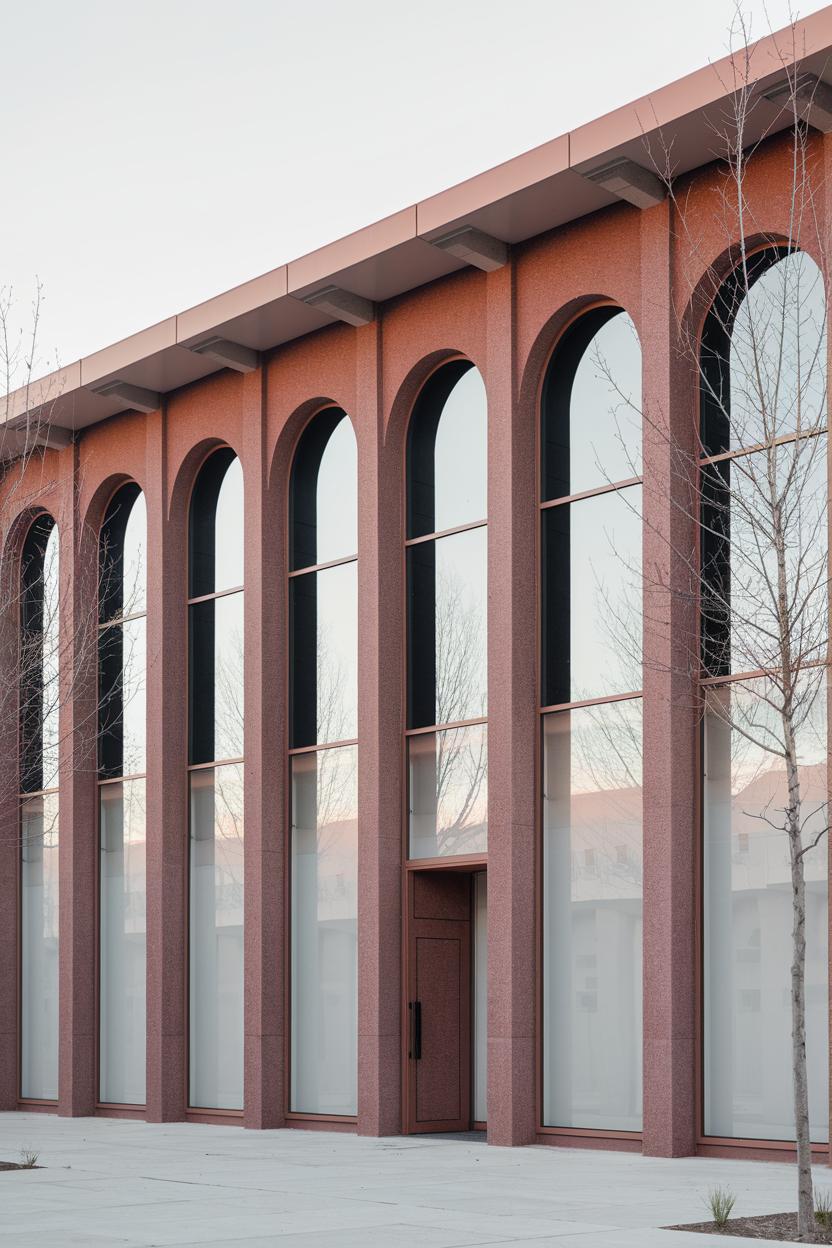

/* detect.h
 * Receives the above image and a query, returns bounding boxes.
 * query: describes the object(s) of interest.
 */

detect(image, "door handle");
[409,1000,422,1060]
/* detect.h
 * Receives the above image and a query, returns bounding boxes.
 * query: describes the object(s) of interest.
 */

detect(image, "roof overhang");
[4,9,832,449]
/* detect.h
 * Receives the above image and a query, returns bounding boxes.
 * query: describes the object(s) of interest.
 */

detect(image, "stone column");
[242,367,286,1129]
[485,258,538,1146]
[640,200,698,1157]
[356,318,404,1136]
[145,405,187,1122]
[58,442,98,1116]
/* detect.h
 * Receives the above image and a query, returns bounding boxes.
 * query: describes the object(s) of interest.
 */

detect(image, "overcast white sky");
[1,0,826,376]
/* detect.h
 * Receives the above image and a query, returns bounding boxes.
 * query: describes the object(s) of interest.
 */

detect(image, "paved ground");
[0,1113,827,1246]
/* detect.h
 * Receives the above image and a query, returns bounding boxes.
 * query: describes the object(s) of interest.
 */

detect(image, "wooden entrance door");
[406,871,471,1133]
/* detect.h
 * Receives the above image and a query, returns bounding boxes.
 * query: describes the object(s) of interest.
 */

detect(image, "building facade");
[2,14,832,1162]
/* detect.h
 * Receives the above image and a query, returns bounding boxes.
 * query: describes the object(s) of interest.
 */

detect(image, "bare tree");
[594,16,830,1236]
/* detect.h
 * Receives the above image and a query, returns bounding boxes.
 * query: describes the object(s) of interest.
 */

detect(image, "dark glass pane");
[701,436,827,678]
[407,525,487,729]
[290,562,357,748]
[99,484,145,623]
[290,410,357,570]
[189,450,243,598]
[541,308,641,501]
[701,249,826,456]
[189,590,244,764]
[542,700,643,1130]
[99,617,146,778]
[542,485,641,705]
[407,362,487,538]
[408,724,488,858]
[20,518,59,793]
[703,675,828,1141]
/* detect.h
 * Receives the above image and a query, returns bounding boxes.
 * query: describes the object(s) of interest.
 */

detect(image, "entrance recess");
[404,869,486,1133]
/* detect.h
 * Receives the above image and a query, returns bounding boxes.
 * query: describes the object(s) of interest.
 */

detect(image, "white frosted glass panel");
[291,746,357,1115]
[189,764,244,1110]
[704,676,828,1142]
[315,415,357,566]
[473,871,488,1123]
[542,700,643,1130]
[728,251,826,452]
[570,312,642,494]
[435,527,487,724]
[213,456,244,593]
[21,794,59,1100]
[99,780,146,1105]
[434,367,487,532]
[408,724,488,859]
[123,491,147,615]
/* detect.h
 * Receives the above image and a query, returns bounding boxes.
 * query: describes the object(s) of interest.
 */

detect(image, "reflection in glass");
[189,592,244,764]
[408,363,487,538]
[701,437,827,678]
[701,251,827,456]
[542,486,642,705]
[99,485,146,622]
[542,700,643,1131]
[290,562,357,748]
[408,525,487,729]
[20,519,60,794]
[703,676,828,1142]
[99,780,146,1105]
[291,411,357,570]
[21,793,59,1100]
[189,451,244,598]
[542,309,641,501]
[291,746,357,1115]
[189,764,244,1110]
[408,724,488,859]
[99,617,147,778]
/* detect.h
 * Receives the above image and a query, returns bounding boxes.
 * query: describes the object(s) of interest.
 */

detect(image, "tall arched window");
[98,484,147,1106]
[19,514,60,1101]
[701,249,829,1144]
[187,449,244,1111]
[289,408,358,1117]
[540,307,643,1133]
[406,362,488,860]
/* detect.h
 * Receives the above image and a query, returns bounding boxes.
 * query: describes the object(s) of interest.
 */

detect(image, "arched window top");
[21,514,58,629]
[541,307,642,501]
[290,409,357,571]
[407,361,487,538]
[21,514,59,794]
[189,449,243,597]
[100,484,146,623]
[701,248,827,456]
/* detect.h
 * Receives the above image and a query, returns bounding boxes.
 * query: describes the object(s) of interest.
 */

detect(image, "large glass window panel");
[701,436,827,678]
[189,591,244,764]
[290,746,357,1115]
[408,363,487,538]
[21,521,60,794]
[290,562,357,748]
[542,700,643,1130]
[189,763,244,1110]
[99,780,146,1105]
[408,724,488,859]
[408,525,487,730]
[189,451,244,598]
[99,616,147,778]
[703,675,828,1142]
[542,310,641,501]
[21,793,59,1100]
[100,486,146,623]
[542,485,642,706]
[291,411,357,570]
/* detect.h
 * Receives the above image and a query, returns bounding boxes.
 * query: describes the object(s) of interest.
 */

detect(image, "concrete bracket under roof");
[299,285,376,327]
[429,226,508,272]
[186,336,260,374]
[763,72,832,133]
[580,157,667,209]
[89,379,161,414]
[4,416,74,452]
